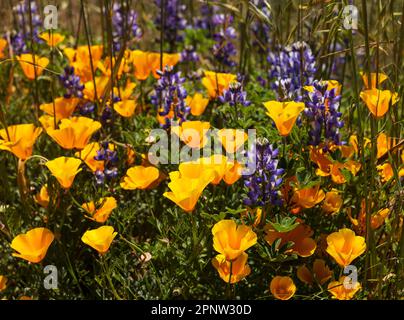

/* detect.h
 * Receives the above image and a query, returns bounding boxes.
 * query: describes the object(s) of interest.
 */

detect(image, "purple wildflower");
[212,14,237,68]
[155,0,187,45]
[59,66,84,99]
[94,141,119,185]
[112,3,142,53]
[219,82,251,107]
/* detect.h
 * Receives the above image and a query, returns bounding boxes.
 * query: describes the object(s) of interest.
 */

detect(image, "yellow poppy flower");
[0,124,42,160]
[120,166,160,190]
[377,162,395,183]
[47,116,101,150]
[371,208,390,229]
[45,156,82,189]
[212,252,251,284]
[212,219,257,261]
[202,71,237,99]
[10,227,54,263]
[377,133,396,159]
[297,259,333,286]
[131,50,152,80]
[150,52,180,78]
[326,228,366,267]
[0,38,7,59]
[75,142,105,172]
[292,184,325,209]
[265,223,317,257]
[114,100,137,117]
[64,45,103,82]
[270,276,296,300]
[360,72,388,89]
[39,97,80,121]
[82,197,117,223]
[217,129,247,153]
[223,161,243,185]
[186,93,209,116]
[81,226,117,254]
[0,275,7,291]
[322,190,343,214]
[83,76,109,101]
[39,32,65,47]
[173,121,211,149]
[328,276,361,300]
[195,155,230,185]
[360,89,399,118]
[163,170,213,212]
[263,101,305,136]
[34,184,50,208]
[17,54,49,80]
[39,115,58,132]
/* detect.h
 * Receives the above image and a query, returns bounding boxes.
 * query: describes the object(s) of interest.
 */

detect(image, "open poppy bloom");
[265,223,317,257]
[326,228,366,267]
[47,116,101,150]
[45,156,82,189]
[10,227,54,263]
[377,132,397,159]
[212,252,251,284]
[328,276,361,300]
[291,184,325,209]
[113,81,138,117]
[64,45,103,82]
[212,219,257,261]
[81,226,117,254]
[360,88,399,118]
[322,190,343,214]
[39,32,65,47]
[223,161,243,185]
[150,52,181,78]
[40,97,80,121]
[34,185,50,208]
[120,166,160,190]
[172,121,211,149]
[75,142,106,172]
[360,72,388,89]
[83,76,109,101]
[194,155,231,185]
[263,101,305,136]
[0,124,42,160]
[0,275,7,291]
[217,129,247,153]
[270,276,296,300]
[163,170,214,212]
[82,197,117,223]
[202,71,237,99]
[186,93,209,116]
[17,54,49,80]
[297,259,333,286]
[131,50,180,80]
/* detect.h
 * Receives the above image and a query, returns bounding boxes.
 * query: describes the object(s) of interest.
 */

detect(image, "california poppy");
[270,276,296,300]
[212,252,251,284]
[45,156,82,189]
[186,93,209,116]
[360,89,399,118]
[81,226,117,254]
[39,32,65,47]
[120,166,160,190]
[328,276,361,300]
[17,54,49,80]
[40,97,80,121]
[263,101,305,136]
[202,71,237,99]
[82,197,117,223]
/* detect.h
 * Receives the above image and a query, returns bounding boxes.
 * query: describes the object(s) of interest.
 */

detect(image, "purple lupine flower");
[218,82,251,107]
[151,66,189,128]
[180,46,199,63]
[267,41,317,101]
[10,0,42,55]
[94,141,119,185]
[112,3,142,53]
[101,95,121,125]
[251,0,271,54]
[243,138,284,207]
[304,80,344,148]
[212,14,237,68]
[59,66,84,99]
[155,0,187,45]
[78,102,95,115]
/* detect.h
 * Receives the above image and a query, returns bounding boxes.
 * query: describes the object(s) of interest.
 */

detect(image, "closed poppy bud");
[328,276,361,300]
[322,190,342,214]
[186,93,209,116]
[120,166,160,190]
[263,101,305,136]
[297,265,313,285]
[360,89,399,118]
[39,32,65,47]
[17,54,49,80]
[0,275,8,291]
[326,228,366,267]
[212,252,251,284]
[212,219,257,261]
[202,71,237,99]
[82,197,117,223]
[0,38,7,59]
[10,227,54,263]
[34,185,50,208]
[371,208,390,229]
[0,124,42,160]
[81,226,117,254]
[312,259,333,285]
[45,157,82,189]
[270,276,296,300]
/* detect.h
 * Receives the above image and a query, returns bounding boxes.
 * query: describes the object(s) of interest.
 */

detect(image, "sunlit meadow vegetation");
[0,0,403,300]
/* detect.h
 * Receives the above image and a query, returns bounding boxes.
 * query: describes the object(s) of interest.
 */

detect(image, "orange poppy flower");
[34,184,50,208]
[291,184,325,209]
[217,129,247,153]
[75,142,106,172]
[360,89,399,118]
[0,38,7,59]
[82,197,117,223]
[297,259,333,286]
[186,93,209,116]
[17,54,49,80]
[212,252,251,284]
[328,276,361,300]
[81,226,117,254]
[263,101,305,136]
[120,166,160,190]
[64,45,103,82]
[360,72,388,89]
[202,71,237,99]
[45,156,82,189]
[270,276,296,300]
[39,97,80,121]
[39,32,65,47]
